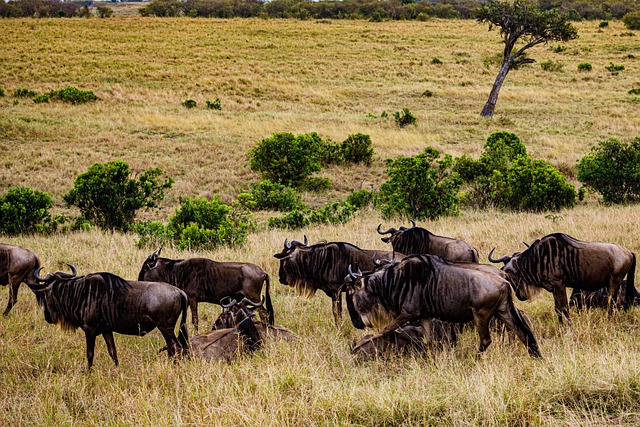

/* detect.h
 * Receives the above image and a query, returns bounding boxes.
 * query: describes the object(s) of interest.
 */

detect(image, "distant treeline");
[0,0,639,21]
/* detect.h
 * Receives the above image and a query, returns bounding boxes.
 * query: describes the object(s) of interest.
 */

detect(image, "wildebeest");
[570,280,640,309]
[345,254,541,357]
[377,220,479,263]
[29,265,189,368]
[489,233,636,324]
[273,237,404,325]
[189,298,262,361]
[138,248,274,331]
[0,244,40,316]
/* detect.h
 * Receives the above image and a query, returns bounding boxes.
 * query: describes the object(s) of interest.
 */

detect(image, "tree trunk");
[481,61,512,118]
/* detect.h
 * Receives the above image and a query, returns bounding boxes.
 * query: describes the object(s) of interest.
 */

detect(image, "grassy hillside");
[0,17,639,426]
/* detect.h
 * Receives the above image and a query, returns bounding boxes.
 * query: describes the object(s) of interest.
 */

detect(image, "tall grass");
[0,16,639,425]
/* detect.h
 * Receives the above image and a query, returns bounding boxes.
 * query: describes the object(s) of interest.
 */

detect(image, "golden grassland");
[0,16,640,426]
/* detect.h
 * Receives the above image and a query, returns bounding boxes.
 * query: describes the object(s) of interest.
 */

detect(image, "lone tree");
[477,0,577,118]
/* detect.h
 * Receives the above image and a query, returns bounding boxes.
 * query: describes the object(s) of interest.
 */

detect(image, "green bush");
[378,147,462,220]
[206,98,221,110]
[14,88,37,98]
[341,133,374,166]
[599,21,609,28]
[540,59,564,72]
[0,88,4,97]
[393,108,417,127]
[236,180,305,212]
[576,137,640,204]
[605,62,624,75]
[182,99,197,108]
[96,6,114,18]
[629,84,640,95]
[317,138,343,165]
[64,160,173,231]
[32,93,50,103]
[249,132,323,187]
[622,12,640,30]
[431,58,443,64]
[168,196,249,249]
[480,131,527,175]
[345,189,377,208]
[0,186,59,235]
[133,220,174,249]
[48,86,97,104]
[268,209,309,229]
[267,200,358,229]
[577,62,592,71]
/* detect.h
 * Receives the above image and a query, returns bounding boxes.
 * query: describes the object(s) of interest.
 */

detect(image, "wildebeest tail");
[625,252,637,306]
[265,274,274,325]
[177,292,189,352]
[507,290,541,358]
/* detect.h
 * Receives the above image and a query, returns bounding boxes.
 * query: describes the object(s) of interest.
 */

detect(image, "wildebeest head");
[138,248,162,281]
[212,296,265,330]
[31,264,78,325]
[273,236,314,295]
[376,219,415,244]
[344,265,396,331]
[488,243,542,301]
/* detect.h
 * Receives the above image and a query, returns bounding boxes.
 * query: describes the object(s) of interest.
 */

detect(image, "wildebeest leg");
[3,277,21,316]
[157,326,178,358]
[188,298,199,332]
[472,309,492,354]
[569,288,584,310]
[552,284,570,324]
[84,331,97,369]
[102,331,119,366]
[331,293,342,326]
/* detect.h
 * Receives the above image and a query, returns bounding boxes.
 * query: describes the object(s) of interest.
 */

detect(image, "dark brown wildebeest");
[189,298,262,361]
[0,244,40,315]
[273,237,403,325]
[570,280,640,309]
[345,255,541,357]
[138,248,273,332]
[377,220,479,263]
[489,233,636,324]
[29,265,189,369]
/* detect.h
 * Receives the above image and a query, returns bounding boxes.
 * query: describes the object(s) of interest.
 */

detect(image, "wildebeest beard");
[289,278,318,299]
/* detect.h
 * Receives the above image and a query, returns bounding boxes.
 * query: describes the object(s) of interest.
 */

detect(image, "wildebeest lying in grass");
[29,265,189,369]
[138,248,274,332]
[188,298,263,361]
[345,255,541,358]
[570,279,640,309]
[0,243,40,316]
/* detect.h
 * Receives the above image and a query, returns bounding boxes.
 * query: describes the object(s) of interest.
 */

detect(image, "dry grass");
[1,16,640,426]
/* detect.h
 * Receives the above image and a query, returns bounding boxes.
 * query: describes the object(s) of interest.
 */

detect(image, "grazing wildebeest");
[212,296,299,342]
[273,237,403,325]
[377,220,479,263]
[570,280,640,309]
[189,298,262,361]
[29,265,189,369]
[138,248,274,331]
[489,233,636,324]
[345,255,541,357]
[0,244,40,315]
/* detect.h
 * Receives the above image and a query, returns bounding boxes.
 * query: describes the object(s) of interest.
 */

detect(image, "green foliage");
[577,62,592,71]
[14,88,37,98]
[133,221,174,249]
[64,160,173,232]
[249,132,323,187]
[0,88,4,97]
[32,93,50,103]
[378,147,462,220]
[629,87,640,95]
[480,131,527,174]
[345,188,377,208]
[422,89,434,97]
[576,137,640,204]
[431,57,443,64]
[599,21,609,28]
[182,99,197,108]
[553,45,567,53]
[44,86,97,104]
[236,180,305,212]
[166,196,249,249]
[206,98,222,110]
[341,133,374,166]
[393,108,417,127]
[605,62,624,75]
[267,200,358,229]
[622,12,640,30]
[0,186,59,235]
[540,59,564,72]
[96,6,114,18]
[317,138,343,165]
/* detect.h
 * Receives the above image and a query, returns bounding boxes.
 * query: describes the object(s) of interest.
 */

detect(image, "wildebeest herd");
[1,221,638,368]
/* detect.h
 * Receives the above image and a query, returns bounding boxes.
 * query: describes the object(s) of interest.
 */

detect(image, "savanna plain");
[1,10,640,426]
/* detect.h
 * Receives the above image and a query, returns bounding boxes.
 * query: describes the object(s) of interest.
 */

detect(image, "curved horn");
[241,296,265,309]
[348,264,363,279]
[55,263,77,279]
[488,248,511,264]
[522,241,530,248]
[290,236,307,247]
[34,267,51,282]
[221,298,238,309]
[284,238,292,249]
[409,219,416,228]
[376,224,396,235]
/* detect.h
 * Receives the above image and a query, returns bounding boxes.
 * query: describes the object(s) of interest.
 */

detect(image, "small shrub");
[629,83,640,95]
[599,21,609,28]
[605,62,624,75]
[417,12,429,22]
[96,6,114,18]
[206,98,221,110]
[622,12,640,30]
[554,45,567,53]
[299,176,332,192]
[540,59,564,72]
[49,86,97,104]
[393,108,417,127]
[422,89,434,97]
[236,180,305,212]
[268,209,309,229]
[0,186,58,235]
[134,221,174,249]
[14,88,37,98]
[182,99,197,108]
[0,88,4,97]
[576,137,640,204]
[577,62,592,72]
[33,93,50,103]
[341,133,374,166]
[378,147,462,220]
[317,138,343,165]
[345,189,377,208]
[431,58,443,64]
[77,4,91,17]
[64,160,173,232]
[249,132,323,187]
[267,200,358,229]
